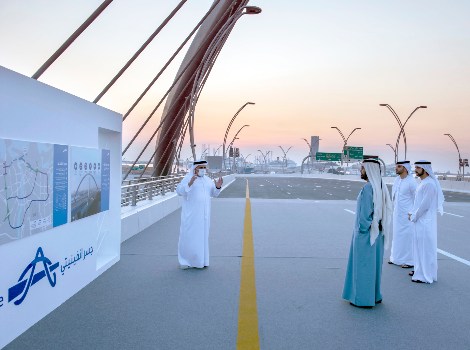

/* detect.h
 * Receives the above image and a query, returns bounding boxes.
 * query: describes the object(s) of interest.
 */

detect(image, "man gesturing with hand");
[176,160,223,269]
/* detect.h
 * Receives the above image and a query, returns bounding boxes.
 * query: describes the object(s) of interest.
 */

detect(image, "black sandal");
[412,279,427,284]
[408,271,414,276]
[401,264,413,269]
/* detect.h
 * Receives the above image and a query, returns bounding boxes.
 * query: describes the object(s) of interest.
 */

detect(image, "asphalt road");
[7,177,470,350]
[220,177,470,202]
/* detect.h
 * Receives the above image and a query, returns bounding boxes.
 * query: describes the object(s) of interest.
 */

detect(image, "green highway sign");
[316,152,342,162]
[343,146,363,160]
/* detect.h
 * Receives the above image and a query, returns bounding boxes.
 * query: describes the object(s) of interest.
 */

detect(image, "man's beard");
[415,169,425,177]
[396,168,403,175]
[361,172,368,181]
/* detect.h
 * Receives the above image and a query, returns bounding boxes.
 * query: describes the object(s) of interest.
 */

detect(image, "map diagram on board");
[0,139,53,245]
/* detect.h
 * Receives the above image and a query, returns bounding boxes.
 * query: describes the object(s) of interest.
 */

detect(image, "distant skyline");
[1,0,469,172]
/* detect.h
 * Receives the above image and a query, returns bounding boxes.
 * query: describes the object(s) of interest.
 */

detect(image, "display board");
[0,66,121,349]
[0,138,110,246]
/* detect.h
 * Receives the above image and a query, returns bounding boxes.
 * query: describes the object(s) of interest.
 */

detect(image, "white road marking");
[443,211,464,218]
[343,210,470,267]
[437,249,470,266]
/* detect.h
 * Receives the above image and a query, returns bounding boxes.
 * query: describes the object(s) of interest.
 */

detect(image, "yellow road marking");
[237,179,260,349]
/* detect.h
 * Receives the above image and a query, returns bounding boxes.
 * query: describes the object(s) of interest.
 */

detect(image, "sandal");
[408,271,414,276]
[401,264,413,269]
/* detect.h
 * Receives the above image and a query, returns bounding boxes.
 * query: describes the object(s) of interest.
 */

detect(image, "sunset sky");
[1,0,469,172]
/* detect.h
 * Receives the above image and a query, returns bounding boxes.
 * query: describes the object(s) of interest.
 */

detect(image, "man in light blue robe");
[342,159,393,308]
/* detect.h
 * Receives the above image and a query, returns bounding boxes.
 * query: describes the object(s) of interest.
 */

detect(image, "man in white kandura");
[389,160,417,269]
[408,160,444,283]
[176,160,223,270]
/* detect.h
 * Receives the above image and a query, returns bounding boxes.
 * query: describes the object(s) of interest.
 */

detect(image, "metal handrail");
[121,171,231,206]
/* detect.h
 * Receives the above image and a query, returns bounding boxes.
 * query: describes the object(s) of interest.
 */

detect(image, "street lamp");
[331,126,361,165]
[244,6,262,14]
[213,144,223,156]
[278,145,292,173]
[386,144,398,164]
[257,149,268,173]
[200,147,209,159]
[379,104,427,160]
[444,133,464,181]
[222,102,255,169]
[244,153,252,164]
[226,124,249,171]
[301,138,313,173]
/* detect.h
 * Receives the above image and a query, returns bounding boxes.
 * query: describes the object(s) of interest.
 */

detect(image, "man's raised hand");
[215,176,223,189]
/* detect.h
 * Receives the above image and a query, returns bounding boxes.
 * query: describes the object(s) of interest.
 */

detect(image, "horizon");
[1,1,469,174]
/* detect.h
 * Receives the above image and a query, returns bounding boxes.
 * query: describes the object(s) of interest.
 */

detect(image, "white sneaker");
[179,265,190,270]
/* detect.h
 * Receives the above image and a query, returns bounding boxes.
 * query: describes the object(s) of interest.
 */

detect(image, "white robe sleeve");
[409,177,417,198]
[392,177,399,201]
[176,179,192,197]
[410,182,435,222]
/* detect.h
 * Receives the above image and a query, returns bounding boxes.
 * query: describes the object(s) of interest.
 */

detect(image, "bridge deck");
[6,177,470,349]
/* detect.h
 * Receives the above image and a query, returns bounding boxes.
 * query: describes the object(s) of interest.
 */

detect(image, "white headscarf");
[363,159,393,249]
[397,160,412,175]
[393,160,413,200]
[181,160,208,184]
[415,160,444,215]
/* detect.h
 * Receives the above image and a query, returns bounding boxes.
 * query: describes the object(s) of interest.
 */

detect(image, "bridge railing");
[121,171,231,207]
[121,175,185,207]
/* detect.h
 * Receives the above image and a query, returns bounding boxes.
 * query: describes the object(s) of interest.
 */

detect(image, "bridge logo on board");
[8,247,59,306]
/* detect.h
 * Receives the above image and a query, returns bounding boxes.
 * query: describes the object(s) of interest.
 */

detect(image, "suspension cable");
[32,0,114,80]
[122,0,223,121]
[122,3,234,155]
[93,0,189,103]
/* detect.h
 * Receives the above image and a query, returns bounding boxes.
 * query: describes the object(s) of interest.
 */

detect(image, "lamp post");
[379,104,427,160]
[213,144,223,156]
[278,145,292,173]
[239,153,252,173]
[331,127,361,166]
[444,133,464,181]
[386,143,398,164]
[244,153,252,166]
[222,102,255,169]
[200,147,209,159]
[226,124,249,171]
[257,149,268,173]
[301,138,312,172]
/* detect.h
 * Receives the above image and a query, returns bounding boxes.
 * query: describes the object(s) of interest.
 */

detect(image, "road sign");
[316,152,342,162]
[343,146,363,160]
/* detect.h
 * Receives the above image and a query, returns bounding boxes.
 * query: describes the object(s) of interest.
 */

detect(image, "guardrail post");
[161,180,166,195]
[131,185,138,206]
[147,184,153,200]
